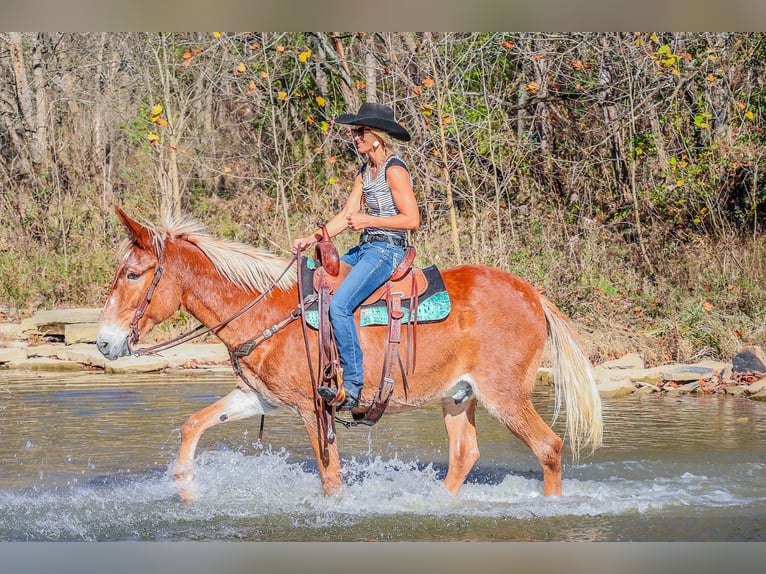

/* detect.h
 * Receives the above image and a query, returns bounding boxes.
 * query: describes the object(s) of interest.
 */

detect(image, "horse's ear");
[115,205,153,250]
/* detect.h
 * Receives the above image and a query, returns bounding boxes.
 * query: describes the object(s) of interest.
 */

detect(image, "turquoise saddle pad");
[300,258,451,329]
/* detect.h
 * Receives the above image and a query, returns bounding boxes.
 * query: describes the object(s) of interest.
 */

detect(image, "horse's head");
[96,206,183,359]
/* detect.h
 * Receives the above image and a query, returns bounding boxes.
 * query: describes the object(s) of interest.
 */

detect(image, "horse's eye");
[126,272,141,280]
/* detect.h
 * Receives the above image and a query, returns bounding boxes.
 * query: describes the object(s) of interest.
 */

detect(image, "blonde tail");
[541,295,603,460]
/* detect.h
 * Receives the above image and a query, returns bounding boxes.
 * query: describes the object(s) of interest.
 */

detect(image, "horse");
[96,206,602,502]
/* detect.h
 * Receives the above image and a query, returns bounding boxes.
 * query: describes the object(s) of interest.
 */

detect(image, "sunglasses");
[350,127,370,138]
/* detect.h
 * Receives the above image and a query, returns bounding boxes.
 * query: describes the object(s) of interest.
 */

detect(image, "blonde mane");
[146,212,295,293]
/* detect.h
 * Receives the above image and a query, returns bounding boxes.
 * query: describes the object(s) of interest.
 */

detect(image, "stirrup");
[317,384,346,406]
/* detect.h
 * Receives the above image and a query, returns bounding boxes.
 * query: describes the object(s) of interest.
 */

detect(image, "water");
[1,369,766,541]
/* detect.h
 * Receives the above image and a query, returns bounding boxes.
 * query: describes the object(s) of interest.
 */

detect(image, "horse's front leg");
[174,386,274,502]
[298,406,343,494]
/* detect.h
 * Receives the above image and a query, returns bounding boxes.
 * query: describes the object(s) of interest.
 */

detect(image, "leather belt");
[360,231,407,248]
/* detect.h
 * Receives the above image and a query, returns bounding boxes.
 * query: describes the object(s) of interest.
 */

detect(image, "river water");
[1,369,765,542]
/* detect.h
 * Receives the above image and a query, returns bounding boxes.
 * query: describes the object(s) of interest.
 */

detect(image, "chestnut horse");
[97,207,602,502]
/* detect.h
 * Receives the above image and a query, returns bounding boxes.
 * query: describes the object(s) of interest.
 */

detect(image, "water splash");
[2,447,764,541]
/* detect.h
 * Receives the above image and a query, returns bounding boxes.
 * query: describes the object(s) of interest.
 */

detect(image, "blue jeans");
[330,241,404,399]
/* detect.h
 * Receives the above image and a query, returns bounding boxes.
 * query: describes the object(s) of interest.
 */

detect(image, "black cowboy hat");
[335,102,411,142]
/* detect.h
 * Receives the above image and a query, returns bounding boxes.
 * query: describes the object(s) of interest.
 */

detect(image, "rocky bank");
[2,308,766,402]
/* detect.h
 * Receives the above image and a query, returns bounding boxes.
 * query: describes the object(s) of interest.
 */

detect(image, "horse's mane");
[141,212,296,293]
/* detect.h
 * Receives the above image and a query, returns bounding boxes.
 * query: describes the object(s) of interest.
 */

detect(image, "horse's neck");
[182,277,297,348]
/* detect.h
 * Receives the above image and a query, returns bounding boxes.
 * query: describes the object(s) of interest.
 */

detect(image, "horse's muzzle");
[96,326,131,360]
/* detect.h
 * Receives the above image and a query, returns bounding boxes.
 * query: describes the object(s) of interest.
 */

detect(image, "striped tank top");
[359,155,412,245]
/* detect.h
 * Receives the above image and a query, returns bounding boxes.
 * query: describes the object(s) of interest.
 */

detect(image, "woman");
[292,102,420,411]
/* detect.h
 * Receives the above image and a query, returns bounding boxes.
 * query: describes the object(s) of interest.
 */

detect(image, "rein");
[129,251,301,357]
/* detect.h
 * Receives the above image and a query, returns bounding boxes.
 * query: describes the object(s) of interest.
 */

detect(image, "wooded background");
[2,32,765,363]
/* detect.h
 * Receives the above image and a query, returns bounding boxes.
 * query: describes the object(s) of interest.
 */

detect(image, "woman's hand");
[291,235,317,254]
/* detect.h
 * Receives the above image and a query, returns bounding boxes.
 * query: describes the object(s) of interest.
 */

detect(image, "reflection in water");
[1,370,765,541]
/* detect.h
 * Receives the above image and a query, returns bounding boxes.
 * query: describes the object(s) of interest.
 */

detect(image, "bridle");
[127,251,165,354]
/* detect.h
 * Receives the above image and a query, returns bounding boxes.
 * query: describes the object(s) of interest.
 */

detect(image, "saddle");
[308,226,421,426]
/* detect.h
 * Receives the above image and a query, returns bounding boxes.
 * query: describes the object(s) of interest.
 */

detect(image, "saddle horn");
[314,223,340,276]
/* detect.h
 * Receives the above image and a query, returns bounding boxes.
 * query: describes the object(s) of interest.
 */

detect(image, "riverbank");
[2,308,766,401]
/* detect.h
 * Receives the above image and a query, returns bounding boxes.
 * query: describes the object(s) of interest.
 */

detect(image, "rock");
[598,353,645,370]
[597,380,635,398]
[0,347,28,363]
[732,346,766,375]
[65,323,99,344]
[23,308,101,337]
[7,356,86,371]
[749,388,766,401]
[105,355,169,374]
[745,378,766,395]
[594,365,664,386]
[658,364,715,382]
[58,344,108,369]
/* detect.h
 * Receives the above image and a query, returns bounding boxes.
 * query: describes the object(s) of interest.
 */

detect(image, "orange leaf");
[502,40,515,49]
[571,59,583,71]
[525,81,540,94]
[412,85,422,96]
[422,77,435,88]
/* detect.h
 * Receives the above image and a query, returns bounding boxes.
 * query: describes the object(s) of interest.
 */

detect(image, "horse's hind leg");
[442,396,480,496]
[488,395,563,496]
[174,386,271,502]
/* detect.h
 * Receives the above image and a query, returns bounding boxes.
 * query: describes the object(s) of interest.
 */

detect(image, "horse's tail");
[540,295,603,460]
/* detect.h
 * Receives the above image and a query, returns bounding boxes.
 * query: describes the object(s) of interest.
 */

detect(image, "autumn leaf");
[156,118,168,127]
[746,110,755,120]
[421,103,433,116]
[422,77,435,88]
[151,104,163,118]
[524,81,540,94]
[298,49,312,63]
[443,115,452,124]
[320,121,329,132]
[235,62,246,75]
[571,59,583,71]
[147,132,159,144]
[213,32,221,38]
[223,166,232,174]
[703,301,713,312]
[277,91,287,101]
[315,96,326,107]
[260,71,269,79]
[276,45,285,53]
[412,85,422,96]
[502,40,514,49]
